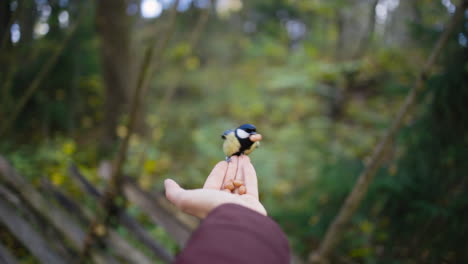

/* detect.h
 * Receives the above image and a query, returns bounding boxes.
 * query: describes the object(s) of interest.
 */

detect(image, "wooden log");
[41,179,155,264]
[0,156,119,264]
[0,157,84,246]
[0,197,66,264]
[0,243,19,264]
[122,180,197,247]
[68,165,174,263]
[70,164,198,241]
[70,165,199,231]
[117,212,174,263]
[0,184,76,260]
[69,165,101,197]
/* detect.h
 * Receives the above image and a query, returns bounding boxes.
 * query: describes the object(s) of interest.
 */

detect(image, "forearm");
[175,203,290,264]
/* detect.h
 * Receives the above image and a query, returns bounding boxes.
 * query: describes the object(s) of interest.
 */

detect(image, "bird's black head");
[238,124,257,134]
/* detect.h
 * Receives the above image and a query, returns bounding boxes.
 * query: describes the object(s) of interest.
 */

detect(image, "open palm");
[165,155,266,218]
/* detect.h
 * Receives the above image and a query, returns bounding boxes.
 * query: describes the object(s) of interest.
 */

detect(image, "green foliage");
[1,0,466,262]
[372,40,468,263]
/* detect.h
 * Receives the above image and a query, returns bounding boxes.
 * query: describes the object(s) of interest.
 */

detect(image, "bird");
[221,124,262,161]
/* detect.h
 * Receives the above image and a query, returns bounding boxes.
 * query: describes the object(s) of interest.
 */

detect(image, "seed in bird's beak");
[249,134,262,142]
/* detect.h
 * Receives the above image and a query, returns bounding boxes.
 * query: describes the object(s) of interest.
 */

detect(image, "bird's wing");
[221,129,234,139]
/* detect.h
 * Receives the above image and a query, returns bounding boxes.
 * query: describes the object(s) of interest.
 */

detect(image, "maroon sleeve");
[175,203,290,264]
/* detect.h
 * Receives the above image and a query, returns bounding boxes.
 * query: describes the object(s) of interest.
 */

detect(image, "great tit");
[221,124,262,160]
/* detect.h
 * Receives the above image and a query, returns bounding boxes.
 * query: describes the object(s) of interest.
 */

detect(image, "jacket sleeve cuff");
[175,203,290,264]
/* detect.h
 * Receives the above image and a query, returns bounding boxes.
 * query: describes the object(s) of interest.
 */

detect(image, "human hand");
[164,155,266,218]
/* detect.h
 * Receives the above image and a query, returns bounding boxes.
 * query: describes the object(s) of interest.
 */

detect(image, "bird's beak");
[249,133,262,142]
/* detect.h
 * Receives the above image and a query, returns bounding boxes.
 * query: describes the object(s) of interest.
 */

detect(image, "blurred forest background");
[1,0,467,263]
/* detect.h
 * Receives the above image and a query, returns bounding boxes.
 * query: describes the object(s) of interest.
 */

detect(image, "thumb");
[164,179,185,207]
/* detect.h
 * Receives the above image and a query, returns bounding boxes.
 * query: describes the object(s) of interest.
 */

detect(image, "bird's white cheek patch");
[236,129,250,139]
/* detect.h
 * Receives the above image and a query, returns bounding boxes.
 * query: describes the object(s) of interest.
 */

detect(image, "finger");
[242,155,258,199]
[234,156,244,184]
[222,156,238,189]
[164,179,186,208]
[165,179,213,218]
[203,161,228,190]
[233,156,245,193]
[238,185,246,195]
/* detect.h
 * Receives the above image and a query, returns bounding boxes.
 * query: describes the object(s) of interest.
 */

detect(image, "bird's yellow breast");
[223,132,240,157]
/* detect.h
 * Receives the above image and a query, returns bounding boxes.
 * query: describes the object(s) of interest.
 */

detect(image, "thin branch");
[327,0,378,122]
[189,3,212,48]
[309,1,468,263]
[0,16,82,137]
[68,165,174,263]
[80,0,180,259]
[162,2,211,110]
[109,0,180,193]
[148,1,212,158]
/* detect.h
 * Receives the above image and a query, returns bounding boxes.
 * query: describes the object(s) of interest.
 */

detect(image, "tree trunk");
[385,0,419,47]
[95,0,132,151]
[0,1,10,47]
